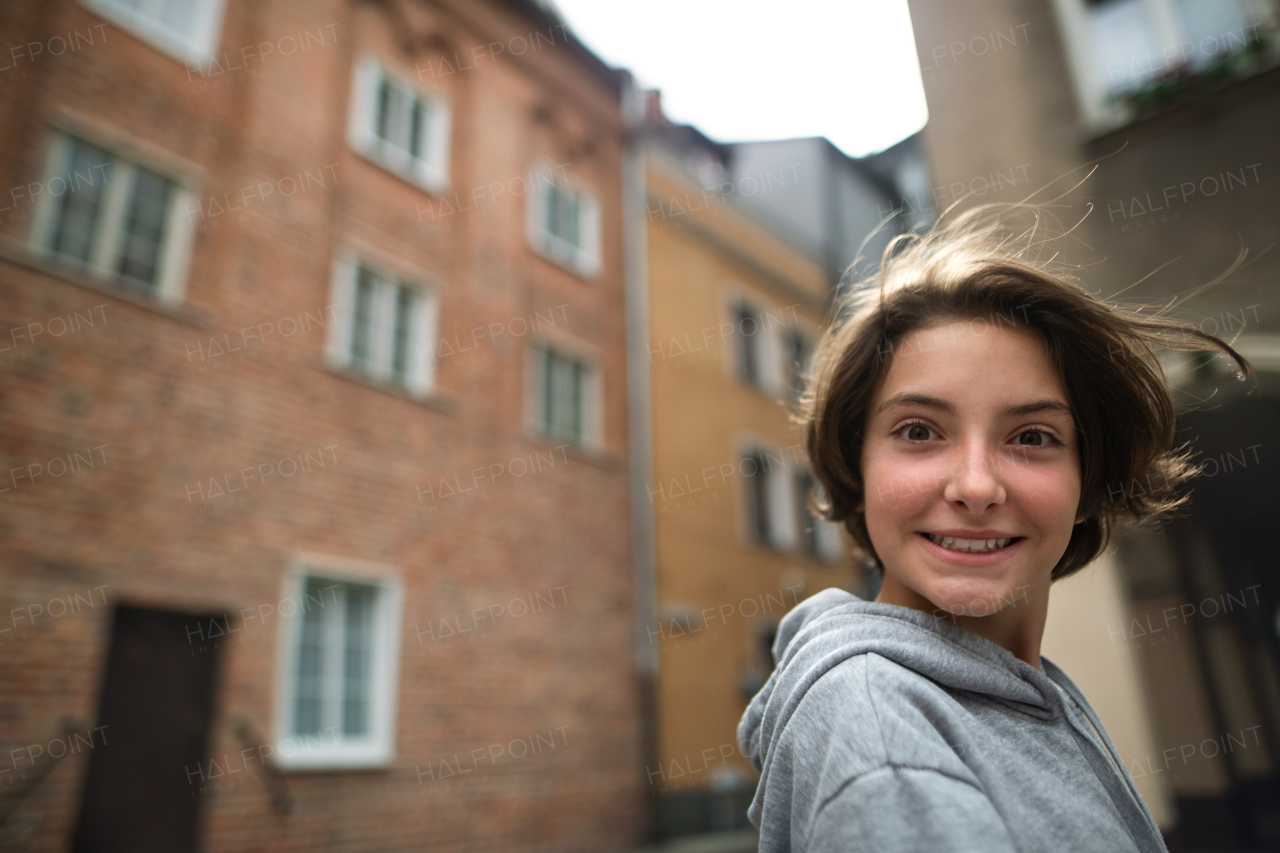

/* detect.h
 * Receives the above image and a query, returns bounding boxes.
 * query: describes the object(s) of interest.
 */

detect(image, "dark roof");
[861,131,924,185]
[642,90,733,168]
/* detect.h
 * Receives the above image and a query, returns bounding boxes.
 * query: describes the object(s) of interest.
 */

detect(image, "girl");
[738,204,1253,852]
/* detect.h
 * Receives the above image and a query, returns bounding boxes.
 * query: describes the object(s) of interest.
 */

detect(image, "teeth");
[926,534,1012,553]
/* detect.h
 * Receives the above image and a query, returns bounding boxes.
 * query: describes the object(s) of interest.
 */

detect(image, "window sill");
[323,364,457,413]
[274,750,394,773]
[1080,60,1280,151]
[518,431,623,472]
[529,242,599,283]
[0,237,210,328]
[352,145,448,198]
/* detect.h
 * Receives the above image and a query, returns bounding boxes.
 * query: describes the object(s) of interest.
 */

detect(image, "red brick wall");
[0,0,645,849]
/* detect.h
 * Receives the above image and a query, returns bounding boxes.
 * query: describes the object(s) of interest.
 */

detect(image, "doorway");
[72,606,223,852]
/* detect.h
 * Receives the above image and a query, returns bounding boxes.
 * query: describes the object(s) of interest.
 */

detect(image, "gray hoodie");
[737,588,1168,852]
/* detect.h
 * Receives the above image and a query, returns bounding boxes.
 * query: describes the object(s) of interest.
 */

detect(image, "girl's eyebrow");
[876,393,1074,422]
[1003,399,1074,421]
[876,393,953,415]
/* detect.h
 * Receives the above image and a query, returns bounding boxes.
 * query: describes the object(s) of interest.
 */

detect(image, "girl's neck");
[874,573,1049,670]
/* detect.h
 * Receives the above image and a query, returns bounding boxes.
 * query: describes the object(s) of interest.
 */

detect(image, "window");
[546,182,582,252]
[736,302,763,388]
[784,328,813,403]
[84,0,225,64]
[326,255,437,397]
[759,622,779,673]
[276,567,402,769]
[29,132,194,304]
[528,343,598,448]
[796,468,822,558]
[795,467,845,563]
[348,57,451,194]
[739,620,780,697]
[731,296,787,395]
[526,168,601,279]
[741,445,798,550]
[1091,0,1251,90]
[1052,0,1271,126]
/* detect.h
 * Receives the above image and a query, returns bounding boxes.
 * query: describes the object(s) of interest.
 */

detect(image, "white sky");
[548,0,929,157]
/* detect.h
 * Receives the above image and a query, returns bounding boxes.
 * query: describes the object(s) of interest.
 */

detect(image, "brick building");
[0,0,646,850]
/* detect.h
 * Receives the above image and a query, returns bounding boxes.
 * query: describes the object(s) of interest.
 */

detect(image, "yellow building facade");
[639,116,864,834]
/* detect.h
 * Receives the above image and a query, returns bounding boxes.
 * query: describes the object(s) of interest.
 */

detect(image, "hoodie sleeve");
[803,765,1018,853]
[740,588,858,773]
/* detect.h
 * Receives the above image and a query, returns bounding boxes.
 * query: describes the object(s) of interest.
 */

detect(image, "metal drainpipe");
[619,70,661,841]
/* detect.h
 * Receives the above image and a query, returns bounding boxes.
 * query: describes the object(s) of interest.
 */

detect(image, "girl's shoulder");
[789,651,979,784]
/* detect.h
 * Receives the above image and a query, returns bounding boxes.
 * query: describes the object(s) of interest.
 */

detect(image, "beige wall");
[1042,554,1176,826]
[907,0,1280,829]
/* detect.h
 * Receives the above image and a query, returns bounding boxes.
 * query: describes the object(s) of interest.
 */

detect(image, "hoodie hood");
[736,587,1169,853]
[739,587,1059,774]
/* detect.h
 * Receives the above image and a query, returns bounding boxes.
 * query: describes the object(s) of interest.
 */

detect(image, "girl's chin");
[919,580,1035,620]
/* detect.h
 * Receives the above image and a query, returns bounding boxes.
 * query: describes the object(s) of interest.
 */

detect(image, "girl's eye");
[897,422,935,442]
[1015,428,1059,447]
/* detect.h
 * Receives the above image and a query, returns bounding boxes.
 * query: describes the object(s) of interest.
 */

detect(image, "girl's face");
[859,317,1082,619]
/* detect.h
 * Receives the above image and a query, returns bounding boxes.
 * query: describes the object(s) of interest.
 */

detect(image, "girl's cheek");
[863,454,947,517]
[1005,460,1080,517]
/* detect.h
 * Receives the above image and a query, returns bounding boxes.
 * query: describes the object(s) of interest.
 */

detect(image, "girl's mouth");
[921,532,1023,554]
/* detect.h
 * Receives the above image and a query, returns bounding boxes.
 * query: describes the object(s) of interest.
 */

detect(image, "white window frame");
[83,0,226,66]
[29,130,195,306]
[326,252,438,398]
[274,555,403,770]
[1049,0,1269,131]
[525,164,602,280]
[348,56,452,195]
[736,436,799,552]
[524,339,603,451]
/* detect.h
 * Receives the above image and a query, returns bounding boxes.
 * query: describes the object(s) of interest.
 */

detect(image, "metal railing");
[0,718,88,829]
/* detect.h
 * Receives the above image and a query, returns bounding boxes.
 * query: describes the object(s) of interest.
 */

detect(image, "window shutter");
[156,184,196,305]
[408,290,437,397]
[326,255,356,368]
[418,96,452,194]
[578,191,602,279]
[586,361,603,449]
[348,57,380,156]
[760,313,787,397]
[29,134,75,257]
[90,161,136,276]
[768,453,799,550]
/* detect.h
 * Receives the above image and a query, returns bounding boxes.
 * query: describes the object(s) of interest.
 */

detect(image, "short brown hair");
[798,205,1254,581]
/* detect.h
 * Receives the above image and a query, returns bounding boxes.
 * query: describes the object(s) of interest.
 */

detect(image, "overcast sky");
[549,0,929,157]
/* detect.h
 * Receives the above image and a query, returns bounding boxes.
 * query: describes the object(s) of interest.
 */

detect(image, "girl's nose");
[942,443,1006,513]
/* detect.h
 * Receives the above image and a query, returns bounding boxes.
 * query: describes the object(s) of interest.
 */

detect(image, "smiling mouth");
[922,533,1023,553]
